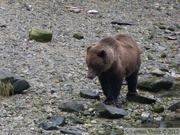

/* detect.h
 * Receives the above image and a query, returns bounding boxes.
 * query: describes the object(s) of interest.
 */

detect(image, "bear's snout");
[87,75,95,80]
[87,69,97,80]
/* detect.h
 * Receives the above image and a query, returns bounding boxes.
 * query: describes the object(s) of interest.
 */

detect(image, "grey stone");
[138,75,174,92]
[80,89,100,100]
[59,102,84,112]
[0,70,30,95]
[47,115,66,126]
[97,103,127,119]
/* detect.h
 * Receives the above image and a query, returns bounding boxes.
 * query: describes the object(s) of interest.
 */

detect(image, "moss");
[29,27,52,42]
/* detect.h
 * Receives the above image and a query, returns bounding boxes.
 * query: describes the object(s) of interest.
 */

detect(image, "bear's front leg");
[99,74,122,104]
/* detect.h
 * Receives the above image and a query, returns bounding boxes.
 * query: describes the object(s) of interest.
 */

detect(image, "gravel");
[0,0,179,134]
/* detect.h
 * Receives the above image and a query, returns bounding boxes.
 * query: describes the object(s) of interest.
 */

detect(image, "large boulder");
[0,70,30,96]
[137,75,174,92]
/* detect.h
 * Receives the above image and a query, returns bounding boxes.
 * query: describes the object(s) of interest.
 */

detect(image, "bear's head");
[86,44,114,80]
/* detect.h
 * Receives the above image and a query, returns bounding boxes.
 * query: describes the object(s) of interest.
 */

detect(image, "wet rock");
[168,101,180,111]
[0,70,30,96]
[73,33,84,40]
[29,27,52,42]
[138,75,174,92]
[59,102,84,112]
[80,89,100,100]
[97,103,127,119]
[38,115,65,130]
[60,129,82,135]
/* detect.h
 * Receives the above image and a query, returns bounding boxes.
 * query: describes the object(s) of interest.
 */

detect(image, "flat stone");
[97,103,127,119]
[58,102,84,112]
[80,89,100,100]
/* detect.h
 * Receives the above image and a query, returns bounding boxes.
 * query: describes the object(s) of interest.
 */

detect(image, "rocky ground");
[0,0,179,135]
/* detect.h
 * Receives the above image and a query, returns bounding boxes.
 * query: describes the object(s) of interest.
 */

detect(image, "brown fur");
[86,34,141,103]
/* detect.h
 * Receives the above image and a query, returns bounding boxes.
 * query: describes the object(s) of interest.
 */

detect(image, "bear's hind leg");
[126,70,156,104]
[126,70,139,97]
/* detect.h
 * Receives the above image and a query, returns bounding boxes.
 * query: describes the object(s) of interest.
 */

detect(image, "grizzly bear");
[86,34,156,104]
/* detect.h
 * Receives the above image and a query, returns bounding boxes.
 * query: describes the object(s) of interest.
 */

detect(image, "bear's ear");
[97,50,106,57]
[87,46,92,53]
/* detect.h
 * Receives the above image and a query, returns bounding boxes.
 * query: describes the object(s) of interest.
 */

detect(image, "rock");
[97,103,127,119]
[160,52,167,58]
[141,119,159,128]
[80,89,100,100]
[69,115,84,124]
[60,129,82,135]
[137,75,174,92]
[168,101,180,111]
[111,20,136,25]
[110,131,117,135]
[172,76,180,91]
[0,70,30,96]
[126,93,156,104]
[163,113,180,127]
[87,10,99,14]
[38,115,65,130]
[151,104,165,113]
[38,122,57,130]
[47,115,66,126]
[59,102,84,112]
[29,27,52,42]
[150,68,165,76]
[73,33,84,40]
[141,111,151,121]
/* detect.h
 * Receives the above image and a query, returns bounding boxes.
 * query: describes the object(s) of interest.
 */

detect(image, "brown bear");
[86,34,155,104]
